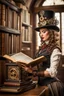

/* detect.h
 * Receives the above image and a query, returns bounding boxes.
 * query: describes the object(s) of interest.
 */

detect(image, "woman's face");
[39,28,50,41]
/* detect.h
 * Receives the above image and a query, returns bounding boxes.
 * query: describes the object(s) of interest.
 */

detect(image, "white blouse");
[46,48,62,77]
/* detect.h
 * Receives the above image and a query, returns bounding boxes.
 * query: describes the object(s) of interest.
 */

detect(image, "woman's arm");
[46,48,62,77]
[18,48,61,78]
[33,48,61,77]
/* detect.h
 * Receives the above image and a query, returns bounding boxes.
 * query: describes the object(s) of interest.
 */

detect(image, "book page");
[3,55,16,62]
[28,56,46,66]
[10,52,33,64]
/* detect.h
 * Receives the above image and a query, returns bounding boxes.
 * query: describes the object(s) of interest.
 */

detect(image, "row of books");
[0,83,36,93]
[22,9,30,25]
[22,26,32,42]
[3,78,32,87]
[0,3,20,30]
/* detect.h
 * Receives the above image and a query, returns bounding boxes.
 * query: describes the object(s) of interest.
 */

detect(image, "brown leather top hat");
[35,10,59,32]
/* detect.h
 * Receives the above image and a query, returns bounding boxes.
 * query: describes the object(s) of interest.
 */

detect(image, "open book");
[3,52,46,67]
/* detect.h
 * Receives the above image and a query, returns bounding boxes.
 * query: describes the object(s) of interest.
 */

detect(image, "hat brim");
[35,25,59,32]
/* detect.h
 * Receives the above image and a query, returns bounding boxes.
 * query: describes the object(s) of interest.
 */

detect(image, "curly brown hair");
[40,29,60,52]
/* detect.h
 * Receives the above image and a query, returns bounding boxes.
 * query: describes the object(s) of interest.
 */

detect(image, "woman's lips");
[42,37,44,40]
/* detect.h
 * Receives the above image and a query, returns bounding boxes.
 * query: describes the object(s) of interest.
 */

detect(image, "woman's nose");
[41,33,43,36]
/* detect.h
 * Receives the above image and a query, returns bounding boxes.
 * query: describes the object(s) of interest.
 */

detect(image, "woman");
[20,10,64,96]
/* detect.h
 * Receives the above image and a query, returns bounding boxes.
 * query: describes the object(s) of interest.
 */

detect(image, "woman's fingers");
[16,62,26,67]
[16,62,33,73]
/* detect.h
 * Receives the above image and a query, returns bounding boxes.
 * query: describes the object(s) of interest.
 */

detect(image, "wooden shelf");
[0,25,20,35]
[0,0,22,13]
[22,22,32,27]
[22,41,32,44]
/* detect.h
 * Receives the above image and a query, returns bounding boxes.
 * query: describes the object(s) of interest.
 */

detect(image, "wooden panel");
[34,5,64,13]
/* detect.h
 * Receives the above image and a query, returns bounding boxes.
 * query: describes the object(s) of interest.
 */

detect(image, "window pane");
[55,13,60,47]
[55,13,60,28]
[62,13,64,55]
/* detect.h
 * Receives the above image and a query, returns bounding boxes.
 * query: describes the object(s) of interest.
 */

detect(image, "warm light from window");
[62,13,64,55]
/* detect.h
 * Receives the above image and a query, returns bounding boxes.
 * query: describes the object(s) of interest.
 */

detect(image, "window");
[55,12,64,55]
[62,12,64,55]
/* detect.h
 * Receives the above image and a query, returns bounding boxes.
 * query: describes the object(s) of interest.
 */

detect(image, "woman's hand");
[21,64,33,74]
[16,61,33,74]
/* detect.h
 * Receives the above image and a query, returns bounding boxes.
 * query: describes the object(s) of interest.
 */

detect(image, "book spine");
[4,82,20,86]
[0,4,1,25]
[1,4,6,26]
[0,86,21,93]
[3,80,32,87]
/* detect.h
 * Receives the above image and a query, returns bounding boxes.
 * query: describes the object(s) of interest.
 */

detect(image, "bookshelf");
[0,0,22,55]
[22,22,32,43]
[0,0,22,86]
[19,7,33,57]
[0,1,33,87]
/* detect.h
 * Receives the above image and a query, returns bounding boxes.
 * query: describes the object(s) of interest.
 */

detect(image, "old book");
[0,82,36,93]
[4,79,32,87]
[3,52,46,67]
[0,86,21,93]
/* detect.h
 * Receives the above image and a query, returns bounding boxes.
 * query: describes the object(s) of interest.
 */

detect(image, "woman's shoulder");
[51,47,62,56]
[53,46,61,52]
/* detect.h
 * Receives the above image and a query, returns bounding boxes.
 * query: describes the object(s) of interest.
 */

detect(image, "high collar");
[45,40,49,45]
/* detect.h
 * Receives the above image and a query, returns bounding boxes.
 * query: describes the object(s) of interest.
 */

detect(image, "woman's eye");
[42,31,46,33]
